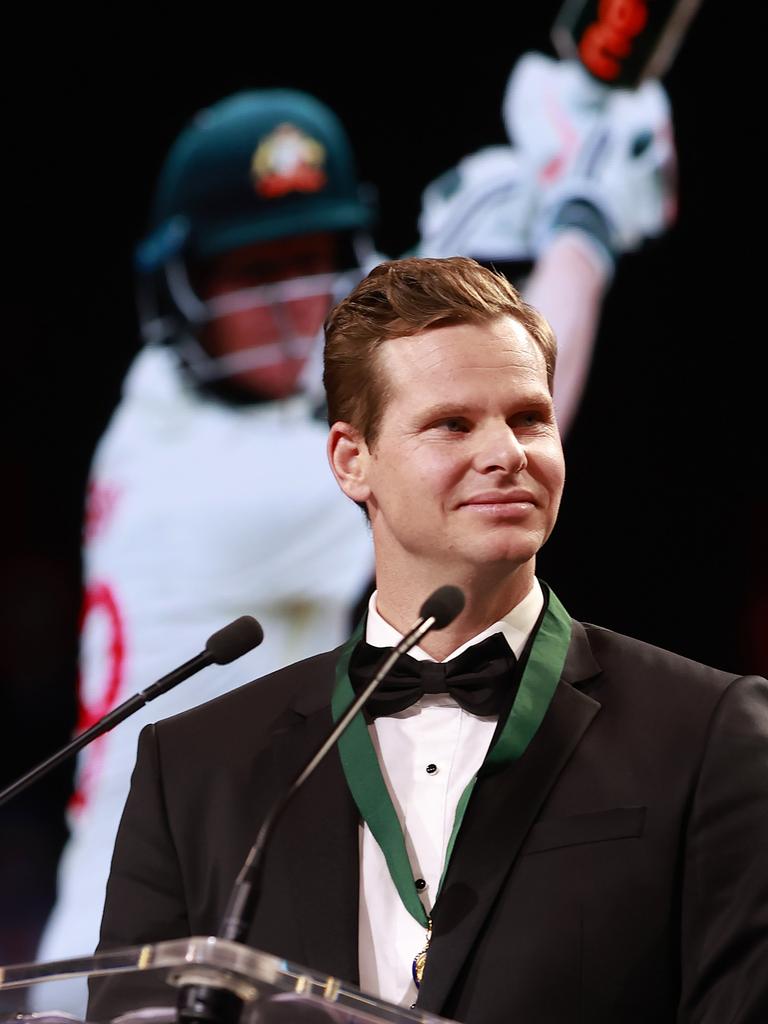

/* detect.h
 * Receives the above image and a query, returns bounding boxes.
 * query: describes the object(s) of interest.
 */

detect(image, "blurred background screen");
[1,0,763,980]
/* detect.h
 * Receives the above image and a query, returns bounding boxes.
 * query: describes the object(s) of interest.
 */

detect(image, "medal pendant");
[411,918,432,989]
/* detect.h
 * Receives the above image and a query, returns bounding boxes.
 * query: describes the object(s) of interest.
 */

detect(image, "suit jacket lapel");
[417,621,602,1015]
[268,667,361,987]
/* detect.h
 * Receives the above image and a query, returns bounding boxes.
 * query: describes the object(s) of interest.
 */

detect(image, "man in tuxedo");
[92,257,768,1024]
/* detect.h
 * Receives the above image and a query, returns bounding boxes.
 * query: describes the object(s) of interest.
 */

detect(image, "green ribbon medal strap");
[330,582,572,930]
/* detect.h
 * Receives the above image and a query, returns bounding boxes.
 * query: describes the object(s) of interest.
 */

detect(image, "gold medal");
[411,918,432,988]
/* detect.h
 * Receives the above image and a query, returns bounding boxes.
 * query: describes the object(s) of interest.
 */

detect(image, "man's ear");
[327,422,372,504]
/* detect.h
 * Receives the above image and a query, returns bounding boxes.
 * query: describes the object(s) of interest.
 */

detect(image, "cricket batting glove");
[417,146,538,263]
[503,51,677,257]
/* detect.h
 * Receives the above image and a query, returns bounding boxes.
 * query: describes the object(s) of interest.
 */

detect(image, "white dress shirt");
[358,580,544,1006]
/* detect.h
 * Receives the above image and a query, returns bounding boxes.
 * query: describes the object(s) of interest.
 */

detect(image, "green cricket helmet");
[136,89,374,272]
[135,89,376,397]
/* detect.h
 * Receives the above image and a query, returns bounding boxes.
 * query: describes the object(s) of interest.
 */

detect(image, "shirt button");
[426,763,438,774]
[415,878,427,891]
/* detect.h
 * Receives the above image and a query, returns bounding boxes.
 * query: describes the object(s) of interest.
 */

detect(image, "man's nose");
[473,422,527,474]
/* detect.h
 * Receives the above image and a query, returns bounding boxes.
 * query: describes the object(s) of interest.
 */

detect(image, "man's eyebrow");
[418,402,475,421]
[418,393,552,420]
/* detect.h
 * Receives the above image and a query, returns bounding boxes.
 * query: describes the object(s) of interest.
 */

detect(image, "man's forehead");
[379,316,546,375]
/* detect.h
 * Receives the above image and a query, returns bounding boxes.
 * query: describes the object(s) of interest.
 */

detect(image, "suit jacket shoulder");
[576,620,747,714]
[149,643,344,764]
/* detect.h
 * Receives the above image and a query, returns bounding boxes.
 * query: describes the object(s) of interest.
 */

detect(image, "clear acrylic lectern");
[0,936,458,1024]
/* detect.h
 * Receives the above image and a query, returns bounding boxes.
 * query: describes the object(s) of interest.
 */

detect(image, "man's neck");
[374,561,537,661]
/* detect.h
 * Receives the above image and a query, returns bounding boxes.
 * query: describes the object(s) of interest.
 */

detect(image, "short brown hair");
[323,256,557,444]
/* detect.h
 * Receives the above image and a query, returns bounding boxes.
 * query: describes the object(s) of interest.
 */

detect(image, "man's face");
[352,317,565,580]
[198,232,336,398]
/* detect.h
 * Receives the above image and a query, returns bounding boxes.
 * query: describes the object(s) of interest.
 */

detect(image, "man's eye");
[513,411,543,428]
[441,418,468,432]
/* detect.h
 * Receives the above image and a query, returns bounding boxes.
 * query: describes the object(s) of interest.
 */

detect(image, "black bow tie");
[348,632,517,718]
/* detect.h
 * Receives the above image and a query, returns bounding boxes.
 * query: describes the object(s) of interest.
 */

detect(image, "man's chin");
[459,542,539,577]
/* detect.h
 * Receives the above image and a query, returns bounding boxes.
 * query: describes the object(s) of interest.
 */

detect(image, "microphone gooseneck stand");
[176,585,465,1024]
[0,615,264,809]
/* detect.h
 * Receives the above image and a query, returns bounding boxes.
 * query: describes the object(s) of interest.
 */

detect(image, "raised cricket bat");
[552,0,703,87]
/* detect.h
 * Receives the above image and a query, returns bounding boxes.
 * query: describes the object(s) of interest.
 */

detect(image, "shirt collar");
[365,578,544,662]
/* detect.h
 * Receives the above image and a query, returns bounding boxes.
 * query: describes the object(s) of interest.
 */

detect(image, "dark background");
[2,2,764,967]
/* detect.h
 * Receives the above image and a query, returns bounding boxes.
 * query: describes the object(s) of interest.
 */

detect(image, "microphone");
[0,615,264,808]
[219,585,465,943]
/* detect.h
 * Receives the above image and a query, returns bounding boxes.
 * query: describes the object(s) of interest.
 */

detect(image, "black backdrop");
[2,2,764,966]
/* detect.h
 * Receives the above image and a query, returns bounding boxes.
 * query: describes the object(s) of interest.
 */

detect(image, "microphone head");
[206,616,264,665]
[419,585,466,630]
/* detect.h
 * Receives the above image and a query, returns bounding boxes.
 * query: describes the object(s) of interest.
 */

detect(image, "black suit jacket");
[90,621,768,1023]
